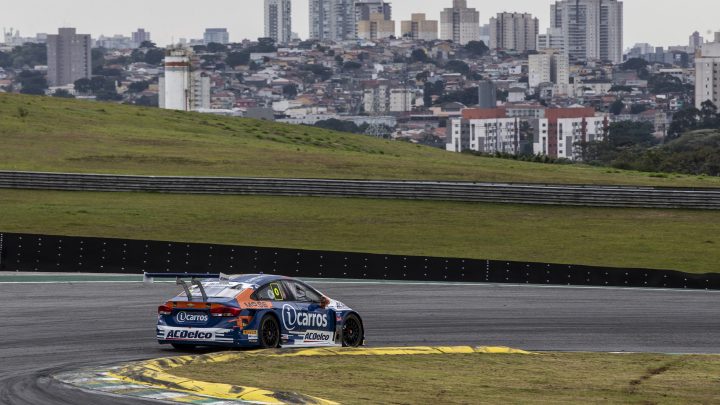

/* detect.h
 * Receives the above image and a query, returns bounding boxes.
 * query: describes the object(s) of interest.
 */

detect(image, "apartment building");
[550,0,623,63]
[695,33,720,109]
[309,0,356,41]
[528,51,570,88]
[537,27,565,53]
[439,0,480,45]
[489,12,539,52]
[203,28,229,45]
[357,12,395,40]
[265,0,292,45]
[46,28,92,87]
[389,88,414,112]
[401,14,438,41]
[447,107,610,160]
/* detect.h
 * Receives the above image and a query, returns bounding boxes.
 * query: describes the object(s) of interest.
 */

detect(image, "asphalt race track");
[1,280,719,404]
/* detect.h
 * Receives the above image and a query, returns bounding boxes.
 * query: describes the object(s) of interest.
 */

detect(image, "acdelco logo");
[175,312,209,323]
[282,304,328,331]
[304,331,331,342]
[166,330,213,340]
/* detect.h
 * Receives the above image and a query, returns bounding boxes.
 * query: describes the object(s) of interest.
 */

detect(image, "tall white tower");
[159,48,210,111]
[160,49,192,111]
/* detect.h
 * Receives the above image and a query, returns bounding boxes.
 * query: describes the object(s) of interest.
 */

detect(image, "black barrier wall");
[1,232,718,290]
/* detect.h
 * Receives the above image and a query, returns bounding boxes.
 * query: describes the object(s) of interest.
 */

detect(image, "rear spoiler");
[143,272,229,302]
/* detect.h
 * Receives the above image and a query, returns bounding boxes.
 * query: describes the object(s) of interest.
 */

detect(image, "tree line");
[576,101,720,176]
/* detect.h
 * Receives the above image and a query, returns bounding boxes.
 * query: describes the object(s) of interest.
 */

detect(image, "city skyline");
[2,0,719,48]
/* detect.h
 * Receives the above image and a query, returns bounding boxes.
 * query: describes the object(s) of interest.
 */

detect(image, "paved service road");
[0,280,718,404]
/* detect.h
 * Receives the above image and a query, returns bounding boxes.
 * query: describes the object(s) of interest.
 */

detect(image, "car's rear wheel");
[259,314,280,348]
[342,314,363,347]
[171,343,197,351]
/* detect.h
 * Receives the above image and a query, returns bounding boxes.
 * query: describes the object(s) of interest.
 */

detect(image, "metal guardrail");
[1,170,720,209]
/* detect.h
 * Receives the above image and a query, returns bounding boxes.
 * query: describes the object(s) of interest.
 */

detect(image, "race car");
[145,273,364,350]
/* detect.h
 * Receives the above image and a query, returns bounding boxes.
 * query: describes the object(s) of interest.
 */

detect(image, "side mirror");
[320,296,330,308]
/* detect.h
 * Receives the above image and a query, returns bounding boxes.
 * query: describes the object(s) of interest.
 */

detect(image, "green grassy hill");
[1,94,719,273]
[0,93,718,187]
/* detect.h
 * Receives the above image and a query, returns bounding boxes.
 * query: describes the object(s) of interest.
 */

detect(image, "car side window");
[284,280,322,303]
[255,282,286,301]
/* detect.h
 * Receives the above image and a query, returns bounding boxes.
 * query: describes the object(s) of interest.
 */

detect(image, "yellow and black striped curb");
[55,346,532,404]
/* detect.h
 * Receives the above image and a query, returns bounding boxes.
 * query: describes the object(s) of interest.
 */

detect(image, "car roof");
[226,274,289,287]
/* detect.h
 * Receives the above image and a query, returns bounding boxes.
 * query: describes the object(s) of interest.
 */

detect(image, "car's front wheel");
[259,314,280,348]
[342,314,364,347]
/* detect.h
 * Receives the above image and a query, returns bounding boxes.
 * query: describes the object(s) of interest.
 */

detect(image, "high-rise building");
[309,0,356,41]
[401,14,438,41]
[265,0,292,45]
[389,88,414,112]
[477,81,497,108]
[203,28,229,45]
[355,0,391,22]
[550,0,623,63]
[528,51,570,88]
[355,1,392,39]
[357,12,396,40]
[46,28,92,87]
[132,28,151,47]
[695,33,720,109]
[159,48,210,111]
[364,82,389,113]
[689,31,704,51]
[440,0,480,45]
[489,12,539,52]
[309,0,331,40]
[537,27,565,53]
[479,23,491,45]
[96,35,134,49]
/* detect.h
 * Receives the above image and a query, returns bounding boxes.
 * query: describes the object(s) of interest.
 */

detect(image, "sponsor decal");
[281,304,328,331]
[243,330,258,335]
[165,329,214,340]
[175,311,209,324]
[303,330,333,343]
[332,300,350,310]
[240,301,272,309]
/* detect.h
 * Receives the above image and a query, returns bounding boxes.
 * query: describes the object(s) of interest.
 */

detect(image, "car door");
[280,280,335,346]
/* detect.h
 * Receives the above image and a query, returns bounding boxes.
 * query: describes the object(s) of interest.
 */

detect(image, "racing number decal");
[269,283,284,301]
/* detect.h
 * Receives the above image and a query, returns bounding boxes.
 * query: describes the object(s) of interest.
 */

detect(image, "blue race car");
[145,273,364,350]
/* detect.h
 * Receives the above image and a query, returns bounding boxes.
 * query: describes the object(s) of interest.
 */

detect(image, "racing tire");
[171,343,197,351]
[259,314,281,349]
[341,314,364,347]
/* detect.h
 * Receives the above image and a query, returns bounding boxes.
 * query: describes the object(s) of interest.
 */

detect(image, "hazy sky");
[2,0,719,49]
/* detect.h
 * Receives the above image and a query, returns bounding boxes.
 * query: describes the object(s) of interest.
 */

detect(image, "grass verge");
[171,352,720,404]
[1,189,719,273]
[1,93,719,187]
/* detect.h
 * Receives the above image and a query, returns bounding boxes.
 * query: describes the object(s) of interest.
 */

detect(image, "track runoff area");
[1,273,720,404]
